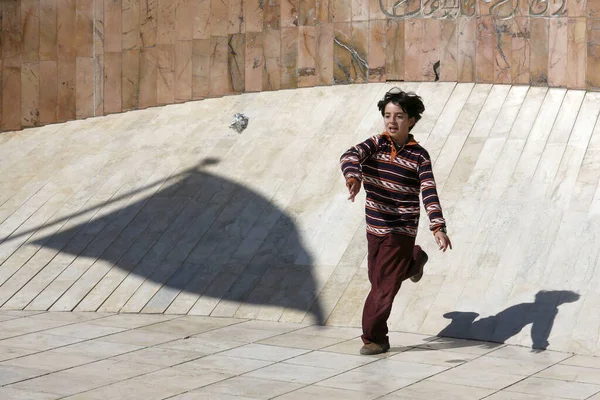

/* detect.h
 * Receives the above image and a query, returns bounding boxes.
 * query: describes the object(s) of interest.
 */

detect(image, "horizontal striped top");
[340,132,446,237]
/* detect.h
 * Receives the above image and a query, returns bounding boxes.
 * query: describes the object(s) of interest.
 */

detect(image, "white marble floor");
[1,82,600,356]
[0,311,599,400]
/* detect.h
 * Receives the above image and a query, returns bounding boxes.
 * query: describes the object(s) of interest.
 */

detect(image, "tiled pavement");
[0,311,599,400]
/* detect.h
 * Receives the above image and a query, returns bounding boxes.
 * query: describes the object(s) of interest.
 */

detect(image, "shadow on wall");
[26,158,324,323]
[436,290,580,350]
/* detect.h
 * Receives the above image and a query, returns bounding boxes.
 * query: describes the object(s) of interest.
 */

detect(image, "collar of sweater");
[382,132,418,159]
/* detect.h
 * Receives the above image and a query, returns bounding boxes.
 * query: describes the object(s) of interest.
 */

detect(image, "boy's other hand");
[435,231,452,252]
[346,178,361,202]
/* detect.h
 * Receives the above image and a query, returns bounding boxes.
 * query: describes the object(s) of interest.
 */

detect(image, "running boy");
[340,88,452,355]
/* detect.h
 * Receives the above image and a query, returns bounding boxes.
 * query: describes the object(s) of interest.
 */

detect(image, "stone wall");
[1,0,599,132]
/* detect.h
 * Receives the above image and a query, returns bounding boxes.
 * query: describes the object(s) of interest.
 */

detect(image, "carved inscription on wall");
[380,0,567,20]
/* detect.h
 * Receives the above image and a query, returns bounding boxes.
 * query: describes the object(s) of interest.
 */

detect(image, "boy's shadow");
[433,290,580,351]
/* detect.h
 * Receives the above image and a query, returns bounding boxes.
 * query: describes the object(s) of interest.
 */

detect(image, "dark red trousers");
[361,233,422,345]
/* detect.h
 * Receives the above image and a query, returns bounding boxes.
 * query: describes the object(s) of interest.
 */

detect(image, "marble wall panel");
[264,0,281,29]
[530,17,549,86]
[40,0,58,61]
[192,39,210,99]
[122,49,140,110]
[511,16,530,85]
[352,0,369,22]
[476,16,495,83]
[141,0,158,46]
[94,54,104,115]
[494,19,512,84]
[0,60,2,129]
[175,40,193,102]
[457,17,476,83]
[157,43,175,103]
[281,27,299,88]
[139,47,157,107]
[479,0,492,16]
[228,0,244,33]
[385,19,404,81]
[421,18,441,82]
[588,19,600,89]
[490,0,518,19]
[351,21,369,83]
[316,22,333,85]
[316,0,333,23]
[545,0,564,15]
[3,1,22,62]
[210,36,232,95]
[263,27,281,90]
[369,0,385,20]
[158,0,176,44]
[299,0,316,25]
[57,0,76,121]
[246,32,264,91]
[516,0,529,16]
[76,0,93,57]
[76,56,94,118]
[21,0,40,62]
[94,0,104,114]
[104,51,122,113]
[333,0,351,23]
[281,0,298,27]
[440,19,458,82]
[404,19,422,81]
[94,0,104,55]
[228,33,246,92]
[588,0,599,17]
[245,0,264,32]
[122,0,140,51]
[263,57,282,90]
[263,27,281,58]
[333,22,352,84]
[0,61,2,129]
[1,2,23,130]
[368,20,386,82]
[39,60,58,123]
[568,17,586,89]
[569,0,587,17]
[209,0,228,35]
[548,18,568,87]
[104,0,121,52]
[298,26,317,87]
[2,64,21,131]
[21,63,40,127]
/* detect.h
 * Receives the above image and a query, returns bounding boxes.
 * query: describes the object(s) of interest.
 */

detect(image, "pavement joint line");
[0,316,333,396]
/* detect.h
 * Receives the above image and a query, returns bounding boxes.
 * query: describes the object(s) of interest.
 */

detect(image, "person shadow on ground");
[433,290,580,351]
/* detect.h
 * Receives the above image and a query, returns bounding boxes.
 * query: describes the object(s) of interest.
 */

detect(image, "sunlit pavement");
[0,311,598,400]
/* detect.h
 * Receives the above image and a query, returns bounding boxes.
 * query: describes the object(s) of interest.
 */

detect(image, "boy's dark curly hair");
[377,88,425,131]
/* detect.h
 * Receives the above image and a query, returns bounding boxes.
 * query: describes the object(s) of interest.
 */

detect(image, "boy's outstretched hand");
[346,178,361,202]
[435,231,452,252]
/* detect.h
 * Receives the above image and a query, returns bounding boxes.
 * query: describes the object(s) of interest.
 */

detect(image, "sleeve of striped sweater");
[340,135,380,182]
[418,150,447,233]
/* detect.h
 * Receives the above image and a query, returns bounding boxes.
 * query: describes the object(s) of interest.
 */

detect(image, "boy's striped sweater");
[340,132,446,238]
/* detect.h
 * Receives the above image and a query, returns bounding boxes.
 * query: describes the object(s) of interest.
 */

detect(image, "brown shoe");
[360,342,390,355]
[410,249,428,283]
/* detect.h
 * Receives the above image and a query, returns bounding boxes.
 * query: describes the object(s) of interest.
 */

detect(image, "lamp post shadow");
[22,158,324,323]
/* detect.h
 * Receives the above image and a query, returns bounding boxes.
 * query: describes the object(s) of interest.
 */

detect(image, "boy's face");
[384,102,415,138]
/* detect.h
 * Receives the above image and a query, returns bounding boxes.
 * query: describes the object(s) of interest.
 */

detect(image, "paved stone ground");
[0,311,598,400]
